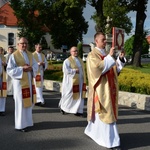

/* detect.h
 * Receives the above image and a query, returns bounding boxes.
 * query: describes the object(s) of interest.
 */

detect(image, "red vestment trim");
[32,85,36,94]
[2,82,7,90]
[73,85,79,93]
[106,68,117,119]
[22,88,30,99]
[82,83,87,91]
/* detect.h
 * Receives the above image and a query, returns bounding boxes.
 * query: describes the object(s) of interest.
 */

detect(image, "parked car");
[82,53,88,62]
[141,54,150,63]
[56,53,68,61]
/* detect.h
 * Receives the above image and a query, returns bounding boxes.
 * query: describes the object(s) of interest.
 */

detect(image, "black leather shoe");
[35,102,41,106]
[16,128,28,132]
[60,109,65,115]
[0,112,5,116]
[74,113,84,117]
[40,102,45,107]
[111,146,121,150]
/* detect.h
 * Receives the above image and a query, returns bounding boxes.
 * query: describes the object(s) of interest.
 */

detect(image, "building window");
[8,33,15,46]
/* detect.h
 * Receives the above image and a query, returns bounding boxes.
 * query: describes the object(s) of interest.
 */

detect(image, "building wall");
[0,25,19,52]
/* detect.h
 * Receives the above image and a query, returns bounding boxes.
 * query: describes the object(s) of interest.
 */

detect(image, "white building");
[0,2,19,51]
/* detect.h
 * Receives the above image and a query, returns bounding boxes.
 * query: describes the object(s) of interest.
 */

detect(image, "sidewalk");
[0,90,150,150]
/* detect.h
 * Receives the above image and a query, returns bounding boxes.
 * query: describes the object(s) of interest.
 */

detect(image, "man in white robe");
[5,46,14,96]
[59,46,86,117]
[7,37,38,132]
[84,32,126,150]
[33,43,48,106]
[0,47,7,116]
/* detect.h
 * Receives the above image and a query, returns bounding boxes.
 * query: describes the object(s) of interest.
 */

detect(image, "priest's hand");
[38,62,45,66]
[23,64,33,72]
[2,61,6,66]
[109,47,115,56]
[75,68,79,74]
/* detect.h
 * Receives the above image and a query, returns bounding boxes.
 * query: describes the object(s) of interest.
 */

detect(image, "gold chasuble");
[0,54,7,97]
[68,56,86,100]
[13,50,36,108]
[86,48,119,124]
[32,52,45,87]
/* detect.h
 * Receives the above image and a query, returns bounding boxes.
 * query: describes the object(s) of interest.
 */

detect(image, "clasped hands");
[75,68,79,74]
[23,64,32,72]
[38,62,45,66]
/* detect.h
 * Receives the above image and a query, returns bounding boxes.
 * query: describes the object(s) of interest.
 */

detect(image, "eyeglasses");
[19,43,28,45]
[72,50,78,52]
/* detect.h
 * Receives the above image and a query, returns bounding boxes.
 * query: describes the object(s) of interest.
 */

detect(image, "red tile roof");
[0,2,18,26]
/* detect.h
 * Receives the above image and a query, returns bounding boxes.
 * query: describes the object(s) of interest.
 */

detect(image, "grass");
[44,61,150,81]
[125,63,150,74]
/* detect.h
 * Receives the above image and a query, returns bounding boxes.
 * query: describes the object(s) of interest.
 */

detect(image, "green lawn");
[125,63,150,74]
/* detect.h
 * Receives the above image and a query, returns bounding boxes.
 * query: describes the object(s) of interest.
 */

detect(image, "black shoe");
[35,102,41,106]
[40,102,45,107]
[74,113,84,117]
[16,128,28,132]
[111,146,121,150]
[60,109,65,115]
[0,112,5,116]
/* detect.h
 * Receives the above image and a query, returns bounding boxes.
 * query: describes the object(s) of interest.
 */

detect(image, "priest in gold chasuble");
[7,37,38,131]
[59,46,86,116]
[84,32,126,150]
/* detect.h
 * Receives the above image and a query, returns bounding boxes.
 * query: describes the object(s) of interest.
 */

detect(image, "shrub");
[118,68,150,95]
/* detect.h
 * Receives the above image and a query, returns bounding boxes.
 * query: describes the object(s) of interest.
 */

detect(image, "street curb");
[43,79,150,111]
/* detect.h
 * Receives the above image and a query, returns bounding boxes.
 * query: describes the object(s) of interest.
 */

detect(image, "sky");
[83,1,150,44]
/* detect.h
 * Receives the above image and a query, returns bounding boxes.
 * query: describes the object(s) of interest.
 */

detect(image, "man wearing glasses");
[59,46,87,117]
[7,37,38,132]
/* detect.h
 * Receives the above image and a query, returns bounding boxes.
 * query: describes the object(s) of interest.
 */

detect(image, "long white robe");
[5,53,13,95]
[59,57,84,114]
[84,48,126,149]
[0,57,6,112]
[34,52,48,104]
[7,51,38,129]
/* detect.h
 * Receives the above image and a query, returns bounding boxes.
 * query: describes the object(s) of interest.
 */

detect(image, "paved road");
[0,90,150,150]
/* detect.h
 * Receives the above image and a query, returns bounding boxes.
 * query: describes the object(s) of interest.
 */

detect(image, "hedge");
[44,63,150,95]
[118,68,150,95]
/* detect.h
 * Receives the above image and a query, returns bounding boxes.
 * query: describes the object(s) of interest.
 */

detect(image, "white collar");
[95,47,106,56]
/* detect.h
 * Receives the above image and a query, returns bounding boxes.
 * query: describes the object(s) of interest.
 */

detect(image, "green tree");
[10,0,46,50]
[77,42,83,59]
[124,35,149,56]
[128,0,148,67]
[10,0,88,50]
[88,0,148,67]
[45,0,88,49]
[87,0,132,34]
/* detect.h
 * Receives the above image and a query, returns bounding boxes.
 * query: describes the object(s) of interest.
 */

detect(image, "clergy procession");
[0,32,128,150]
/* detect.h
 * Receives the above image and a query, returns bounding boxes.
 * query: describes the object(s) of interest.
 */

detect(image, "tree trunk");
[132,0,147,67]
[94,0,106,32]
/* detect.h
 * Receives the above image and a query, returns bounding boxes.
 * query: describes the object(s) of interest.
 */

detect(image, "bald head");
[17,37,28,51]
[70,46,78,57]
